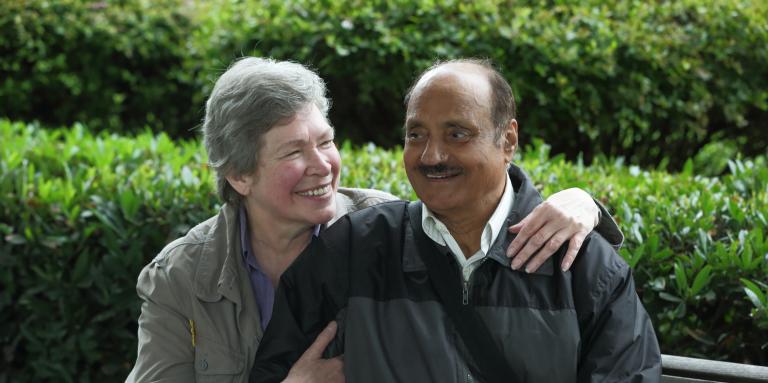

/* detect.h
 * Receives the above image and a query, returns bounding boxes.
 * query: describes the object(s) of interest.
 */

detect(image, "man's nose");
[420,139,447,165]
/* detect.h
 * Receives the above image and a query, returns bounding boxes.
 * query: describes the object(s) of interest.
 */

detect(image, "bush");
[2,0,766,167]
[0,120,215,382]
[0,0,199,137]
[184,0,768,167]
[1,120,766,381]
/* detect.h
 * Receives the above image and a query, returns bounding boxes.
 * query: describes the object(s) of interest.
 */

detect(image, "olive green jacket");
[126,188,398,383]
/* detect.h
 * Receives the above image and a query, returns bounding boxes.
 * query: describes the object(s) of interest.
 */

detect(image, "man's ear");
[502,119,518,163]
[225,173,252,197]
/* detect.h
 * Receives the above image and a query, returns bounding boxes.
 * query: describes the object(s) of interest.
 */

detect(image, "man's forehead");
[406,65,492,118]
[411,64,490,99]
[419,62,489,84]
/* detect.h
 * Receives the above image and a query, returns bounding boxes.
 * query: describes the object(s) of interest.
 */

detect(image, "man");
[251,59,661,382]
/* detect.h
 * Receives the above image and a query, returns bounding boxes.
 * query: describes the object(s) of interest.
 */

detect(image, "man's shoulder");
[336,187,399,211]
[570,232,631,305]
[314,200,411,259]
[345,199,410,227]
[574,231,628,272]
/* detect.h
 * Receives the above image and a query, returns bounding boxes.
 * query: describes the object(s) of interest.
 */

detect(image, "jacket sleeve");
[126,259,194,383]
[593,198,624,251]
[250,218,351,383]
[574,235,661,382]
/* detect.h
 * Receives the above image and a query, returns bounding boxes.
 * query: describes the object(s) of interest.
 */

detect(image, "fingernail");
[561,260,571,272]
[524,266,532,274]
[510,261,519,270]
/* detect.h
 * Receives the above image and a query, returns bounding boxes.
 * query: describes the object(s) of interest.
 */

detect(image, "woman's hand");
[505,187,600,273]
[283,321,345,383]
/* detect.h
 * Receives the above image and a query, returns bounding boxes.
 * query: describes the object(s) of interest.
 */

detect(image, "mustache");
[418,164,463,175]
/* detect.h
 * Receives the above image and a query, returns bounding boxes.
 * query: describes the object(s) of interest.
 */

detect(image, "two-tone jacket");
[250,165,660,382]
[126,188,397,383]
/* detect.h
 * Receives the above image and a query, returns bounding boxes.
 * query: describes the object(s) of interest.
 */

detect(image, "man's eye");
[284,150,301,158]
[450,130,471,141]
[320,139,335,148]
[406,131,423,141]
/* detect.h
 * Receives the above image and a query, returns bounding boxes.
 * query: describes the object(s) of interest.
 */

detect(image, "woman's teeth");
[297,185,331,197]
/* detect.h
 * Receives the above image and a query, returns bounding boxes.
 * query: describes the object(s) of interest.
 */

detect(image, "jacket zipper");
[460,277,472,383]
[461,259,485,306]
[462,280,470,305]
[460,260,484,383]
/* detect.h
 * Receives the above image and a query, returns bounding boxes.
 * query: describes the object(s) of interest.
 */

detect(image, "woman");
[127,57,622,382]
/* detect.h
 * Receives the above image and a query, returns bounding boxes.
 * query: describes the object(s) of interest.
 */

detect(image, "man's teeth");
[297,185,331,196]
[426,173,454,179]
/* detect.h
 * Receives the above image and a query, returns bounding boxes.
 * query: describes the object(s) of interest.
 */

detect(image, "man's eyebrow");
[404,119,421,129]
[443,119,471,129]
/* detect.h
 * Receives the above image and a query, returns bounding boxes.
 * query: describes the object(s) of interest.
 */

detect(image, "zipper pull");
[462,280,469,305]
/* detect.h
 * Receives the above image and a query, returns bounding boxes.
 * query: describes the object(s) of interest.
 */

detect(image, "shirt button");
[199,359,208,371]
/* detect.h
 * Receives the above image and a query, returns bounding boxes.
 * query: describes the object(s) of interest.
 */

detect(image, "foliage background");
[1,0,767,381]
[2,121,766,381]
[1,0,767,168]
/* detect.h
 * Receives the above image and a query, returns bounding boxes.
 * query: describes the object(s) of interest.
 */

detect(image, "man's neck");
[430,179,507,258]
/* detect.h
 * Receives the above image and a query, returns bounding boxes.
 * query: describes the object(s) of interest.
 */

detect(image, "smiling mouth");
[425,172,460,179]
[419,165,463,180]
[296,184,332,197]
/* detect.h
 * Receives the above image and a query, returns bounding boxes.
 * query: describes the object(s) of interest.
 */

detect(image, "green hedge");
[2,0,767,167]
[191,0,768,168]
[2,120,766,381]
[0,0,199,137]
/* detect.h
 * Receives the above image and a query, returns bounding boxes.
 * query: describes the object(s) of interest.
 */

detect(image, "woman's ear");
[225,173,252,197]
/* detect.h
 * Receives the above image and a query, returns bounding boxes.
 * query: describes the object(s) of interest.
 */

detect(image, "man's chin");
[418,195,458,214]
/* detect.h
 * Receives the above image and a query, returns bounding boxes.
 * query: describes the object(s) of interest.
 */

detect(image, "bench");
[662,354,768,382]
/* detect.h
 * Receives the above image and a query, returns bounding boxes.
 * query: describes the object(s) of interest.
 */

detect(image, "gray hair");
[202,57,330,206]
[404,58,516,143]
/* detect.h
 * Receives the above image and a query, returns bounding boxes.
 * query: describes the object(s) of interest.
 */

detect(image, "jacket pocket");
[194,335,244,382]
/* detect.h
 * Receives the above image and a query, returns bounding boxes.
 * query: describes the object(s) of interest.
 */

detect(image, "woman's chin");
[307,207,336,226]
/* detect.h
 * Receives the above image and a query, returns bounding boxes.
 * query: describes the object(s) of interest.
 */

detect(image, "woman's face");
[244,104,341,228]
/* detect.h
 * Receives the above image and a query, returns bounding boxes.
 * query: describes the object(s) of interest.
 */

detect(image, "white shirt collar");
[421,173,514,269]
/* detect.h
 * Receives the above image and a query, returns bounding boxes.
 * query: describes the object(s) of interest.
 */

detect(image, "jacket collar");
[193,204,263,329]
[193,204,261,339]
[194,203,238,301]
[404,164,555,276]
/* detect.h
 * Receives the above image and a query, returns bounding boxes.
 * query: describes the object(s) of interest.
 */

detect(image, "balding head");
[405,59,516,143]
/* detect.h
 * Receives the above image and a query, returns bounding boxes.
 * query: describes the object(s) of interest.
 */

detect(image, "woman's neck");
[243,205,316,287]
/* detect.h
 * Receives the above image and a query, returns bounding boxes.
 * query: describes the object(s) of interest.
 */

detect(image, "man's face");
[403,66,517,219]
